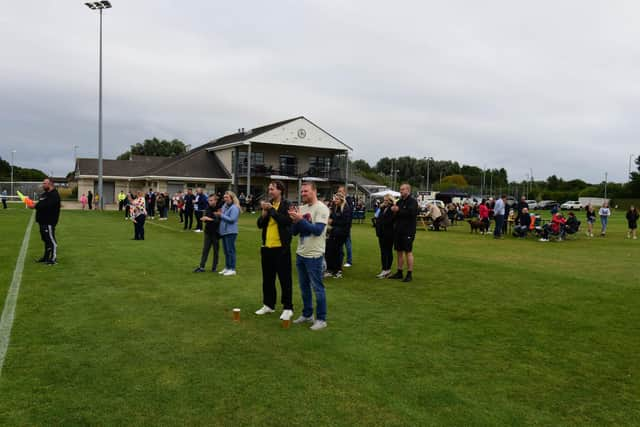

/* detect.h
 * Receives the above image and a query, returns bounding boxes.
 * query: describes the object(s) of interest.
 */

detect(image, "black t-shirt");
[183,194,196,210]
[204,206,220,234]
[393,195,418,235]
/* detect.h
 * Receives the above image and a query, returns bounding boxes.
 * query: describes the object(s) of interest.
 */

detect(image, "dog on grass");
[468,218,488,234]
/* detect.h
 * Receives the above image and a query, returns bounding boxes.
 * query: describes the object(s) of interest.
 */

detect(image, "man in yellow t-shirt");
[255,181,294,321]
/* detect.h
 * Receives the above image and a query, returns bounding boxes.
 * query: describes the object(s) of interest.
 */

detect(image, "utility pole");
[10,150,16,197]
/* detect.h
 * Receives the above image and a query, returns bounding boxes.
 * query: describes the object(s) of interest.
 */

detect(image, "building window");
[235,151,264,174]
[308,156,331,177]
[279,155,297,176]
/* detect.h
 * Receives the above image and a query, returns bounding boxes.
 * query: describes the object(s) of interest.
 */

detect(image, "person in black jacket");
[325,192,352,279]
[193,194,221,272]
[32,178,61,265]
[255,181,294,321]
[375,194,395,278]
[389,183,418,282]
[183,188,195,230]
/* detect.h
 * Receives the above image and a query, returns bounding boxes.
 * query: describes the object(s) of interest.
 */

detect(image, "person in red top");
[462,203,470,218]
[539,210,566,241]
[478,200,490,235]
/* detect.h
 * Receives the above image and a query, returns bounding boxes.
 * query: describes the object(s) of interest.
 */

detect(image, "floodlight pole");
[97,6,104,210]
[10,150,16,197]
[86,2,112,210]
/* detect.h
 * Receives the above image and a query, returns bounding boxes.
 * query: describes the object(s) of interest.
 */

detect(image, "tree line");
[351,155,640,200]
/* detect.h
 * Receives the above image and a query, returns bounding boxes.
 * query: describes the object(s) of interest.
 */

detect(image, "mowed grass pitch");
[0,207,638,426]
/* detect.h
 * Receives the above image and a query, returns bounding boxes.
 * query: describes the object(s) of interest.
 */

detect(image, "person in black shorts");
[389,183,418,282]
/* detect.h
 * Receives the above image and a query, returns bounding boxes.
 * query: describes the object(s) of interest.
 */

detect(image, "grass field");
[0,207,639,426]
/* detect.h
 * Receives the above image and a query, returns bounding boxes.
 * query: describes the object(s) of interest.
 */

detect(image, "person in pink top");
[80,193,88,210]
[478,199,490,235]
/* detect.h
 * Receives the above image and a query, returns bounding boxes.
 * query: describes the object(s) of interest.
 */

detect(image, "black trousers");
[378,235,394,270]
[39,223,58,262]
[2,199,7,209]
[325,235,347,272]
[261,246,293,310]
[184,210,193,229]
[134,214,146,240]
[148,203,155,217]
[118,200,124,211]
[195,210,203,230]
[199,232,220,270]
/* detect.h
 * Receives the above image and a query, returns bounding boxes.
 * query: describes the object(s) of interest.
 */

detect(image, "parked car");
[525,199,538,210]
[560,200,582,210]
[537,200,559,210]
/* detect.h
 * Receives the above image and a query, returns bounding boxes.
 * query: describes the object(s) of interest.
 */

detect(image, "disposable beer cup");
[282,318,291,329]
[233,308,241,322]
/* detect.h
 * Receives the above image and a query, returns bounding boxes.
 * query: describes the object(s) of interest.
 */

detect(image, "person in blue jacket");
[215,190,241,276]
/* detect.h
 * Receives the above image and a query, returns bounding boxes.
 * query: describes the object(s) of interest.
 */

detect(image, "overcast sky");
[1,1,639,183]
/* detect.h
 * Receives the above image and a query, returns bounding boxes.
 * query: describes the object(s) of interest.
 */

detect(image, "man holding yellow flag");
[28,178,61,265]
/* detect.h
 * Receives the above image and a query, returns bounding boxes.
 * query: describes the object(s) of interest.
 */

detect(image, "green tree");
[117,138,187,160]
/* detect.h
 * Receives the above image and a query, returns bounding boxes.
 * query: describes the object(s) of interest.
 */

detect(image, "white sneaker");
[310,320,327,331]
[223,270,236,276]
[218,268,229,275]
[194,229,202,233]
[539,238,549,242]
[280,309,293,320]
[255,305,274,315]
[343,263,352,268]
[293,315,314,324]
[323,272,333,278]
[376,270,386,278]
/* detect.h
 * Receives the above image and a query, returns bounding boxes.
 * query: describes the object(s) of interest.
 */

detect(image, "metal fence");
[0,181,43,200]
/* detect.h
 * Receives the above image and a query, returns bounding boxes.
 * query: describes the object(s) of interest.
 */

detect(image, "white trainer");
[310,320,327,331]
[280,309,293,320]
[343,263,352,268]
[223,270,236,276]
[376,270,387,278]
[218,268,228,275]
[255,305,275,315]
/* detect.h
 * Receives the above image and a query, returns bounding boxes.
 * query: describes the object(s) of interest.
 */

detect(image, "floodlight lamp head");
[84,2,97,9]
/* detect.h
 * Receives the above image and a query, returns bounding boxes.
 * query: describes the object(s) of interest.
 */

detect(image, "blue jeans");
[600,216,608,233]
[221,233,237,270]
[493,214,504,237]
[296,255,326,321]
[344,234,352,264]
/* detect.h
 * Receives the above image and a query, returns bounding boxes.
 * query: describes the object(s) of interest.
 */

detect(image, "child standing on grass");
[130,191,147,240]
[599,202,611,237]
[585,204,596,237]
[80,193,88,210]
[626,206,639,240]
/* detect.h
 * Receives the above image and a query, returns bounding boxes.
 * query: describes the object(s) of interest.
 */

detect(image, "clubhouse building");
[74,117,353,203]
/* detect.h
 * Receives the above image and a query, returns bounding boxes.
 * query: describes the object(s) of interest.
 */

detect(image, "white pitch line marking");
[0,211,35,377]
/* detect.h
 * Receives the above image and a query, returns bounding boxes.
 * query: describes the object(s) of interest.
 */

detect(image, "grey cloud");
[1,1,639,183]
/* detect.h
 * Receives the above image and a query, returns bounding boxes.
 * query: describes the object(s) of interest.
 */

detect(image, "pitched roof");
[76,152,230,180]
[75,156,169,177]
[145,148,230,179]
[204,116,303,149]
